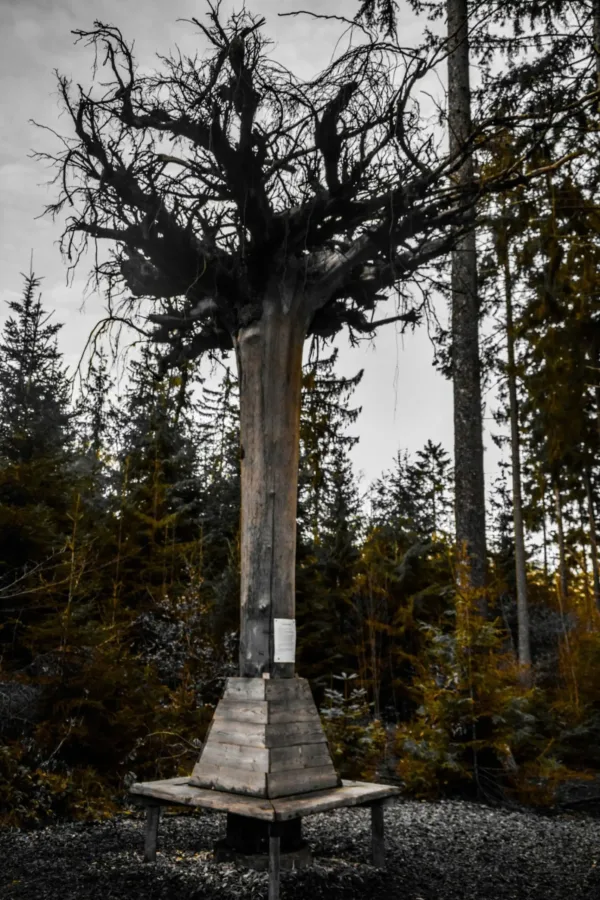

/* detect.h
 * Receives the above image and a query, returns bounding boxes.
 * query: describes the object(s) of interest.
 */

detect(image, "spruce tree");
[0,269,79,667]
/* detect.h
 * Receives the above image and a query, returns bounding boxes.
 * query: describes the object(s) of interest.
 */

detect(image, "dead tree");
[34,2,596,678]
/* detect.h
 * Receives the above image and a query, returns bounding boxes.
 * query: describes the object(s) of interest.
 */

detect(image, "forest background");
[2,0,600,827]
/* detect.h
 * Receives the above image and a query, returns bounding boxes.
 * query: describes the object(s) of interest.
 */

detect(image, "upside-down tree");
[35,2,597,684]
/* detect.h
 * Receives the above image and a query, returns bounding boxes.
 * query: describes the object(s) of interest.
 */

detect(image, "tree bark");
[577,498,593,626]
[553,480,569,605]
[541,474,549,582]
[234,291,309,677]
[583,467,600,611]
[447,0,487,611]
[594,0,600,447]
[501,226,531,676]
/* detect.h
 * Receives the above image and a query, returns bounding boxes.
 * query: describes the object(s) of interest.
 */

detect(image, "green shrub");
[320,673,386,780]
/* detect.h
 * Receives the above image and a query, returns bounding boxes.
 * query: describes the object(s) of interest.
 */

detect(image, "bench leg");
[371,801,385,868]
[268,823,281,900]
[144,805,160,863]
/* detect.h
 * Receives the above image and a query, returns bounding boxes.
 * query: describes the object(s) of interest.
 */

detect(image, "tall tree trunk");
[583,467,600,611]
[447,0,487,612]
[553,479,569,605]
[541,474,549,582]
[234,293,309,678]
[578,497,593,622]
[594,0,600,444]
[500,222,531,678]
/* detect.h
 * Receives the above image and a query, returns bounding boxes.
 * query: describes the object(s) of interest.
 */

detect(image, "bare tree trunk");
[234,293,309,678]
[501,225,531,679]
[577,498,595,630]
[553,480,569,605]
[594,0,600,446]
[447,0,487,612]
[541,475,549,583]
[583,467,600,611]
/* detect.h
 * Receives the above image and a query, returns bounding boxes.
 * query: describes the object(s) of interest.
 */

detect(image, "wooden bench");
[130,776,400,899]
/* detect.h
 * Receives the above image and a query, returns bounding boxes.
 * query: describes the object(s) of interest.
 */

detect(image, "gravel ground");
[1,798,599,900]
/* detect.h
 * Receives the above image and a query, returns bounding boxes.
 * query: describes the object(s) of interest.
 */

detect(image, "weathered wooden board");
[265,722,327,748]
[131,778,276,819]
[200,741,270,772]
[265,679,312,703]
[223,678,267,701]
[268,703,321,725]
[269,743,332,772]
[213,699,269,724]
[208,722,267,747]
[130,777,400,822]
[267,765,340,798]
[189,763,267,796]
[271,781,401,821]
[207,720,328,750]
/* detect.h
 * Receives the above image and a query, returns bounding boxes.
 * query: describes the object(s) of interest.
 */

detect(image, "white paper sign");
[274,618,296,663]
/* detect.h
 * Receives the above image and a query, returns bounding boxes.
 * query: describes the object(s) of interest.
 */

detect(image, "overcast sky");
[0,0,505,497]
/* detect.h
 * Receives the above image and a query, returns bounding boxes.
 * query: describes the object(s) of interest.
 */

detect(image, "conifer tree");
[0,269,80,666]
[295,348,364,693]
[107,342,204,615]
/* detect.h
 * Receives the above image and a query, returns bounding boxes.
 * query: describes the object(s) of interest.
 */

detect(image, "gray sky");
[0,0,504,497]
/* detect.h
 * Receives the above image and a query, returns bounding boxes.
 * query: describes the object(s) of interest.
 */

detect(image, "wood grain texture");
[268,703,320,724]
[204,720,327,751]
[265,679,312,703]
[130,777,400,821]
[269,743,332,772]
[130,778,276,819]
[271,781,400,821]
[214,699,269,724]
[208,722,267,747]
[236,301,308,677]
[189,763,268,796]
[198,741,270,772]
[223,678,267,701]
[267,765,339,799]
[265,722,327,748]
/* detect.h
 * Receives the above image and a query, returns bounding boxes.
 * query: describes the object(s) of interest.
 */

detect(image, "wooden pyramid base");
[189,676,341,799]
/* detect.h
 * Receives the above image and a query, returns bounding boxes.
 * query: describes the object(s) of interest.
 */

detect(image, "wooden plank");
[269,743,333,772]
[272,781,401,821]
[371,801,385,868]
[200,741,269,772]
[268,702,321,725]
[144,806,160,862]
[209,722,267,747]
[269,826,281,900]
[266,679,312,703]
[223,677,266,701]
[129,777,400,821]
[265,722,327,748]
[190,762,267,796]
[268,765,339,799]
[214,699,269,724]
[207,720,328,748]
[130,779,275,819]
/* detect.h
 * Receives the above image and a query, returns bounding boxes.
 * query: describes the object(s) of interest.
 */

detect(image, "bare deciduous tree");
[34,1,594,677]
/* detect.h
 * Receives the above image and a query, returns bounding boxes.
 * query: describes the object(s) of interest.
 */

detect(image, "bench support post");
[371,800,385,868]
[268,822,281,900]
[144,804,161,863]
